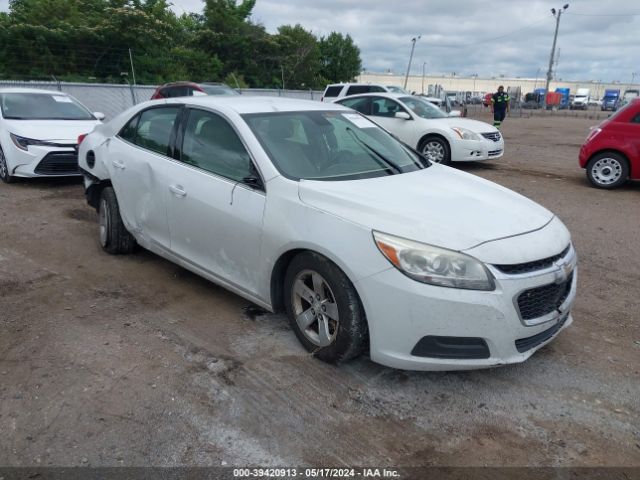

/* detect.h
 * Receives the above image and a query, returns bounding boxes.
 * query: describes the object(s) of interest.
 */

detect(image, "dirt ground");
[1,111,639,469]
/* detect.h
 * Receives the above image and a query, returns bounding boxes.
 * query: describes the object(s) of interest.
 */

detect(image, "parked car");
[321,83,391,102]
[151,82,239,99]
[0,88,103,183]
[334,93,503,164]
[579,98,640,188]
[78,96,576,371]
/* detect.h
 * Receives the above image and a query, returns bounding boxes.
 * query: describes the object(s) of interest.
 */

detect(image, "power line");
[565,11,640,16]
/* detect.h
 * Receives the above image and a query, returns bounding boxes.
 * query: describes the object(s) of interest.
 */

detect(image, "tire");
[586,152,629,189]
[98,186,136,254]
[419,136,451,165]
[284,251,368,363]
[0,146,15,184]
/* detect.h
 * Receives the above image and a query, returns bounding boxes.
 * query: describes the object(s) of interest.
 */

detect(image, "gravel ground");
[0,112,639,468]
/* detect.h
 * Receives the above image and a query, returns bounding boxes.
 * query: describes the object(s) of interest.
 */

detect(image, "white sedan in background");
[78,96,575,371]
[335,93,504,165]
[0,88,103,183]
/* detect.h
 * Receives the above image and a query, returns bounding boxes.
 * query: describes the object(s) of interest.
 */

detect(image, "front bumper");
[450,137,505,162]
[356,246,577,371]
[5,143,80,178]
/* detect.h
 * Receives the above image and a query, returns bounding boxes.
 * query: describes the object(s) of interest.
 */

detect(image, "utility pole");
[544,4,569,99]
[128,48,136,86]
[404,36,421,90]
[421,62,426,94]
[533,67,541,90]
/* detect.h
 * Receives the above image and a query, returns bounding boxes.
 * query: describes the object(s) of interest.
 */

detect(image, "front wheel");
[586,152,629,189]
[0,146,15,184]
[419,136,451,165]
[98,187,136,254]
[284,252,367,363]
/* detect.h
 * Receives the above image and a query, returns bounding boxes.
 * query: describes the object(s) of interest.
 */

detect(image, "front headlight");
[373,231,495,290]
[451,127,481,141]
[10,133,48,151]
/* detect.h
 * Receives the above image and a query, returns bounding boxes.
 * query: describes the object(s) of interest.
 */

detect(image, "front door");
[368,97,416,145]
[166,107,266,296]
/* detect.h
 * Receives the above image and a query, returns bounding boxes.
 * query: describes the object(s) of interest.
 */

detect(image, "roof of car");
[161,95,350,114]
[0,88,71,95]
[333,92,407,100]
[157,81,200,88]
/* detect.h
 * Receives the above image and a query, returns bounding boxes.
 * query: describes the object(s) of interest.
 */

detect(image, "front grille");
[481,132,501,142]
[517,272,573,320]
[488,149,503,157]
[515,315,567,353]
[34,151,80,175]
[495,245,571,275]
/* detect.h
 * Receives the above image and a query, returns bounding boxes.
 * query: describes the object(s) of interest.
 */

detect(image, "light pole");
[545,4,569,100]
[404,36,421,90]
[533,67,541,90]
[421,62,427,94]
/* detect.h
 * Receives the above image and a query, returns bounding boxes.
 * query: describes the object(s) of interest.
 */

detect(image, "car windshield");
[399,96,448,119]
[386,86,409,94]
[243,110,428,181]
[0,92,94,120]
[200,84,239,95]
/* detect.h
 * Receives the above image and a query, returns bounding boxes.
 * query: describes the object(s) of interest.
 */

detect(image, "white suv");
[321,83,408,102]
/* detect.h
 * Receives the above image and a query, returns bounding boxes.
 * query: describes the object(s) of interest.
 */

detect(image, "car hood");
[421,117,498,134]
[3,119,101,142]
[298,166,554,252]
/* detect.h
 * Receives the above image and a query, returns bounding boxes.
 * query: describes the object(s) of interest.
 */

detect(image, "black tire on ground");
[98,187,136,254]
[419,136,451,165]
[0,146,15,184]
[585,152,629,189]
[284,251,368,363]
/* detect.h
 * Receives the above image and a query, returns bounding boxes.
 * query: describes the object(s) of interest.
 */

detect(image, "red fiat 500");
[579,98,640,188]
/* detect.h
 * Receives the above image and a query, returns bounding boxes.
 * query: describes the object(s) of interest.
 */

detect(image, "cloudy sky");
[2,0,638,82]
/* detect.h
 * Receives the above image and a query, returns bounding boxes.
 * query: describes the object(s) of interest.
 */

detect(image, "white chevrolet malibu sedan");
[335,93,504,165]
[78,96,576,371]
[0,88,103,183]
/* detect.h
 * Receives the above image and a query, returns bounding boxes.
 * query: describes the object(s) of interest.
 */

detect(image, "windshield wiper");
[345,127,402,174]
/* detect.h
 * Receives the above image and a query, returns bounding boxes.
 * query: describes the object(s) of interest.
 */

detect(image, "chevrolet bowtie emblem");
[553,259,572,284]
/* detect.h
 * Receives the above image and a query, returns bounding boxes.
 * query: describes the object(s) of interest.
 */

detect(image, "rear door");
[166,107,266,296]
[108,105,181,249]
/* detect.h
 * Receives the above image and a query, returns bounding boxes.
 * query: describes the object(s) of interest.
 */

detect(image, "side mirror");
[93,112,106,121]
[243,175,264,190]
[448,110,462,117]
[395,111,412,120]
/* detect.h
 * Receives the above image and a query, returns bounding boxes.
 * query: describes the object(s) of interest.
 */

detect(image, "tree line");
[0,0,362,89]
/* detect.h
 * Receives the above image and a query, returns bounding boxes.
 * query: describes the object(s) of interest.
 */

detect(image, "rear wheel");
[419,136,451,165]
[284,252,367,363]
[586,152,629,189]
[99,187,136,254]
[0,147,15,184]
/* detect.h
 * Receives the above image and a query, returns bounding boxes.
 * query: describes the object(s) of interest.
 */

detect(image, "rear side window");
[134,107,180,156]
[346,85,386,96]
[339,97,371,115]
[631,113,640,123]
[118,114,139,143]
[323,86,343,98]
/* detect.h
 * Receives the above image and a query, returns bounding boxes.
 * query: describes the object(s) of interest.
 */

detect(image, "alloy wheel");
[591,157,623,186]
[422,141,445,163]
[291,270,339,347]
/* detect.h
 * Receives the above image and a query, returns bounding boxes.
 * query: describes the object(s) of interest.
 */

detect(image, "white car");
[0,88,104,183]
[335,93,504,164]
[321,83,403,102]
[79,96,576,371]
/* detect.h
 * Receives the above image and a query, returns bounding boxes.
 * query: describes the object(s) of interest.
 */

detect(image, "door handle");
[169,185,187,197]
[112,159,125,170]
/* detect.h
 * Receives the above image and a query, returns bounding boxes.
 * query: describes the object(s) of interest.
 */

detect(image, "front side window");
[0,93,94,120]
[338,97,371,115]
[180,109,253,182]
[399,96,448,119]
[243,110,427,181]
[370,98,408,118]
[133,107,180,156]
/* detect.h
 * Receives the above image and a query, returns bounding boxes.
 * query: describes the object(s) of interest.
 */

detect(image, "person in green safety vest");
[490,85,510,129]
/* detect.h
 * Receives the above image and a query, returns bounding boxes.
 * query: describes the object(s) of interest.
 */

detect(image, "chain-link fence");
[0,81,323,120]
